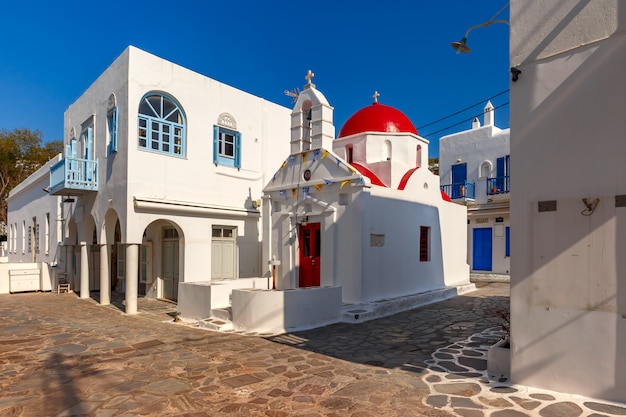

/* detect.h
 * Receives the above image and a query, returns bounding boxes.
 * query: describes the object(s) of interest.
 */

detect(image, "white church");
[3,46,471,334]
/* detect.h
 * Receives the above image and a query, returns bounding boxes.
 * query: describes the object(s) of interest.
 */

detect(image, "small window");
[420,226,430,262]
[213,126,241,168]
[346,145,353,163]
[163,228,179,239]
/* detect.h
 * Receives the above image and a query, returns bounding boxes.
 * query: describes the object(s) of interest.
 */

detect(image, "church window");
[346,145,353,163]
[137,93,185,157]
[213,126,241,168]
[419,226,430,262]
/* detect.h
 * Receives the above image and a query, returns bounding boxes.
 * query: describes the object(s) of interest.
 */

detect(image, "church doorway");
[298,222,320,287]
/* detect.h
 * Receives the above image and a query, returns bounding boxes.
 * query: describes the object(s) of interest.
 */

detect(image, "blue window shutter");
[235,132,241,168]
[496,157,504,177]
[85,127,93,159]
[70,139,77,158]
[109,107,118,154]
[213,126,219,165]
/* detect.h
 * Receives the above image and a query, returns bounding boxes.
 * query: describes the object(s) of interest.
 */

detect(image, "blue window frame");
[213,126,241,168]
[108,107,118,155]
[505,226,510,257]
[138,93,185,157]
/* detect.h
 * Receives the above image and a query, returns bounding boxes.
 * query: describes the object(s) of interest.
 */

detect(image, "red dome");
[338,102,418,138]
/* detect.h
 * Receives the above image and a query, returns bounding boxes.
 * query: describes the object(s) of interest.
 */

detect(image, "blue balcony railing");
[440,181,475,200]
[486,176,510,196]
[49,156,98,195]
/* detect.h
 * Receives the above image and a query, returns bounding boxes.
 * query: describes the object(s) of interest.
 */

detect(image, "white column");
[125,244,139,314]
[79,242,89,299]
[99,244,110,305]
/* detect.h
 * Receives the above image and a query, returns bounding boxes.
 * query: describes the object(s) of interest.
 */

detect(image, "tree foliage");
[0,128,63,226]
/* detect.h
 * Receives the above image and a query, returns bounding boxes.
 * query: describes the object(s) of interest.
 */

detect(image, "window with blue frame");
[213,113,241,168]
[137,93,185,157]
[107,106,118,154]
[505,226,510,257]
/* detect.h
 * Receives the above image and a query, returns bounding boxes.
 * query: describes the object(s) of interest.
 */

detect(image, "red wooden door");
[298,223,321,287]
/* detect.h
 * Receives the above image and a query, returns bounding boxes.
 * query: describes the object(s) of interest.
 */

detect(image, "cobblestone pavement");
[1,283,624,417]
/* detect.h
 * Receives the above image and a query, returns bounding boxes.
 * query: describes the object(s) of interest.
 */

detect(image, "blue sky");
[0,1,509,158]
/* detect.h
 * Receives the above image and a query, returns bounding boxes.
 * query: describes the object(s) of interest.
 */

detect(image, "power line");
[416,89,509,130]
[421,102,509,138]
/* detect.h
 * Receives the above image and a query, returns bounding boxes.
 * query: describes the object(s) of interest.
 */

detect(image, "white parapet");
[231,286,342,334]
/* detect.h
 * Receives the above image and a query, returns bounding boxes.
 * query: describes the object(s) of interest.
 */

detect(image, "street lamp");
[451,3,510,54]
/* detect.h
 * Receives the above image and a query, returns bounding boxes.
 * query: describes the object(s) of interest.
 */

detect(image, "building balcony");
[49,156,98,195]
[486,176,510,196]
[440,181,475,200]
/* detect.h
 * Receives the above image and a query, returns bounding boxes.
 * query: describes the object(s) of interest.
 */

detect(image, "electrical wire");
[416,89,509,130]
[421,101,509,138]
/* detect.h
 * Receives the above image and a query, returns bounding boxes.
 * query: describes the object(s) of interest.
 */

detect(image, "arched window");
[480,160,492,178]
[138,93,185,157]
[213,113,241,168]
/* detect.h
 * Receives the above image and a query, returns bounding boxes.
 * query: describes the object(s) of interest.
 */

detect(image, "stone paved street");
[1,283,624,417]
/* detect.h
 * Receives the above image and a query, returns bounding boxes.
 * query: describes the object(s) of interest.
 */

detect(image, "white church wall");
[510,0,626,402]
[359,188,445,302]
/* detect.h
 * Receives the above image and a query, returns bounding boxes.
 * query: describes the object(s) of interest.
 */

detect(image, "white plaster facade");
[5,47,291,311]
[509,0,626,402]
[439,104,511,274]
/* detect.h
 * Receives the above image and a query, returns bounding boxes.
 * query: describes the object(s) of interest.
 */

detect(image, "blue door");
[473,228,492,271]
[451,163,467,198]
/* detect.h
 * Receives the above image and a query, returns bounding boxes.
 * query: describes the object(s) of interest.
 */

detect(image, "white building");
[5,46,292,313]
[5,47,472,335]
[236,80,472,333]
[510,0,626,402]
[439,103,510,274]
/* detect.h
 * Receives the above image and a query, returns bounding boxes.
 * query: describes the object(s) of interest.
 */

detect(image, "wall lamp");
[451,2,510,54]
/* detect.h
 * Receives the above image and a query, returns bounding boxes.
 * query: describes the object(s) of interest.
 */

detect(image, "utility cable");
[416,89,509,130]
[421,102,509,137]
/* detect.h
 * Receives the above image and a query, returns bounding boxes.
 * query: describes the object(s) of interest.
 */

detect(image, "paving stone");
[584,402,626,415]
[434,382,482,397]
[491,408,531,417]
[458,356,487,371]
[478,396,514,408]
[490,386,518,394]
[426,394,448,408]
[143,379,191,393]
[530,393,557,401]
[539,402,583,417]
[509,396,542,410]
[451,396,484,409]
[457,409,486,417]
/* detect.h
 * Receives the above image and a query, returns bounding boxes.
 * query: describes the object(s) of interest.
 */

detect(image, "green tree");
[0,128,63,227]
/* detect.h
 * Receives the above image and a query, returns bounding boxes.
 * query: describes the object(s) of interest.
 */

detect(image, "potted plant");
[487,306,510,379]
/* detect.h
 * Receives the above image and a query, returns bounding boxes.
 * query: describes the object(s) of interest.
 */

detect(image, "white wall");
[510,0,626,402]
[7,155,64,266]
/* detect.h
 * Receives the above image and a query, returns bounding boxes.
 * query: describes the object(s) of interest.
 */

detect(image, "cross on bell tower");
[304,69,315,89]
[373,91,380,104]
